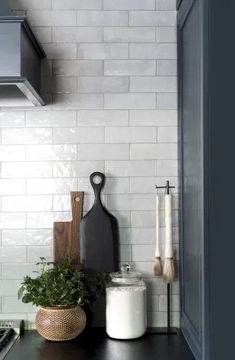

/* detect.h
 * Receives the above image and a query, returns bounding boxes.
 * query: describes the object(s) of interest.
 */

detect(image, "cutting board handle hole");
[75,196,80,202]
[93,175,102,184]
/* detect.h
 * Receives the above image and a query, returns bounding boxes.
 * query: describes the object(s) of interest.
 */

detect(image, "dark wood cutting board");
[53,191,84,268]
[80,172,119,274]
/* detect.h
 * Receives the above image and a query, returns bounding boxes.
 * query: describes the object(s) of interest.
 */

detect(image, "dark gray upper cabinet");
[178,1,235,360]
[176,0,183,9]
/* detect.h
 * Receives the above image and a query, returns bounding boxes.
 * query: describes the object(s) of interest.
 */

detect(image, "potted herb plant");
[18,257,109,341]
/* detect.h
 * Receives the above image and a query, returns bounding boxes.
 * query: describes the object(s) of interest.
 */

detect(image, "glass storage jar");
[106,264,147,340]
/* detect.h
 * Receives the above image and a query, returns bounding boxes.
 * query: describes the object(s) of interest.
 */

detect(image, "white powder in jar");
[106,286,147,339]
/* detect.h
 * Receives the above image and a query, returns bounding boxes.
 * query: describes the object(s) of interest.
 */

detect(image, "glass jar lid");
[110,264,142,284]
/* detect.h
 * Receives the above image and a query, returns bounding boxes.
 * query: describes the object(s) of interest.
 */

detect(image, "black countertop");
[5,328,195,360]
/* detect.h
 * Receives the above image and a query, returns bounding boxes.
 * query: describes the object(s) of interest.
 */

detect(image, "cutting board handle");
[90,172,105,203]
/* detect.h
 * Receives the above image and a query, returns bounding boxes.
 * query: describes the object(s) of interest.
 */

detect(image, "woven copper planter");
[35,305,86,341]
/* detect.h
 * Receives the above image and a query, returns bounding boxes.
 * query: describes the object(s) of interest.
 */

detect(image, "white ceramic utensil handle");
[165,194,173,258]
[155,194,161,257]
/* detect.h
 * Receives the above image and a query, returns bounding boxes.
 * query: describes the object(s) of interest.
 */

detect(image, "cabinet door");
[178,1,204,359]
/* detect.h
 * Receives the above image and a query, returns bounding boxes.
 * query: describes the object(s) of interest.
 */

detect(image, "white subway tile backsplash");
[28,10,77,26]
[2,196,52,212]
[130,176,178,194]
[53,160,105,177]
[156,93,177,110]
[0,213,26,229]
[147,295,159,312]
[26,145,77,161]
[105,127,156,143]
[104,60,156,76]
[2,229,52,246]
[53,94,103,109]
[104,0,155,10]
[79,144,129,160]
[105,161,157,177]
[159,295,180,311]
[3,0,179,328]
[43,43,77,59]
[104,177,129,194]
[157,60,177,76]
[33,27,52,44]
[0,180,25,195]
[28,246,53,262]
[78,110,128,126]
[130,44,177,59]
[52,0,103,9]
[130,177,157,194]
[130,110,177,126]
[104,27,155,43]
[129,11,176,26]
[77,43,128,59]
[132,261,155,277]
[1,162,52,179]
[27,212,72,228]
[43,44,77,60]
[104,93,156,109]
[120,245,132,262]
[0,247,26,263]
[77,77,129,93]
[0,313,29,321]
[131,228,155,244]
[2,297,35,313]
[130,76,177,92]
[26,111,76,127]
[111,211,131,228]
[52,27,103,43]
[54,60,103,76]
[0,280,22,296]
[156,0,176,11]
[147,311,180,327]
[130,144,177,160]
[156,27,177,43]
[0,112,25,127]
[131,211,155,227]
[9,0,51,10]
[146,277,180,295]
[77,11,128,26]
[131,210,178,230]
[158,126,177,142]
[132,244,155,261]
[53,194,77,211]
[119,228,131,244]
[2,128,52,144]
[53,127,104,144]
[2,263,37,279]
[0,146,25,161]
[26,178,77,195]
[41,76,77,94]
[106,194,155,211]
[157,159,178,176]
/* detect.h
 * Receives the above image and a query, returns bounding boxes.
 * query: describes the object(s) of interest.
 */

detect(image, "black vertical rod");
[155,180,176,335]
[166,180,170,334]
[167,283,170,333]
[166,180,170,195]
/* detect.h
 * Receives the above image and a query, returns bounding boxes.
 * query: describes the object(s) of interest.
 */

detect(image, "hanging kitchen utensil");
[53,191,84,268]
[163,182,175,284]
[152,181,177,335]
[80,172,119,274]
[154,191,162,275]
